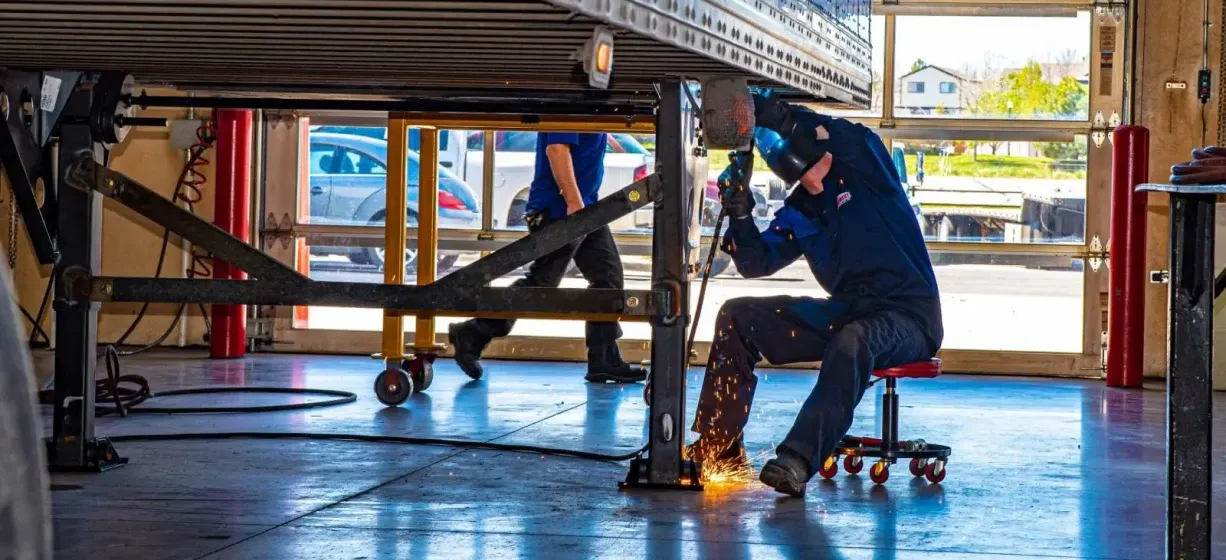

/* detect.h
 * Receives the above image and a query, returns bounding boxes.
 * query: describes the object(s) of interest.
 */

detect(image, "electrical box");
[169,119,205,150]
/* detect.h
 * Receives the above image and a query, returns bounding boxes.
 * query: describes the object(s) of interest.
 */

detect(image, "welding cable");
[107,432,649,463]
[38,344,358,416]
[687,207,728,362]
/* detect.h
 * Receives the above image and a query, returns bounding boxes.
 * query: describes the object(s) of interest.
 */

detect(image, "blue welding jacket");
[724,113,944,351]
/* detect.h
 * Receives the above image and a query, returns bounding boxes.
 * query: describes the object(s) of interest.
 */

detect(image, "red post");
[1107,125,1149,387]
[210,109,252,359]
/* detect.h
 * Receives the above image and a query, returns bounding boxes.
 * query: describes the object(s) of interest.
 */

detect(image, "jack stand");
[45,437,127,473]
[619,456,704,490]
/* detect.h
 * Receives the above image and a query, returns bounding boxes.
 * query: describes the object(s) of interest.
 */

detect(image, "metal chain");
[6,182,16,271]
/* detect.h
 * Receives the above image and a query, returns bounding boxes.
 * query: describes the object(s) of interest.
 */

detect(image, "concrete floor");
[39,350,1226,559]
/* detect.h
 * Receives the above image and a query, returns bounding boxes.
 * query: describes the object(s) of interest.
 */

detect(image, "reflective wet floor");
[38,350,1226,559]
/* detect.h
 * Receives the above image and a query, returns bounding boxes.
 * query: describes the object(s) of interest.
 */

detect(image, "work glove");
[1170,146,1226,185]
[718,149,756,219]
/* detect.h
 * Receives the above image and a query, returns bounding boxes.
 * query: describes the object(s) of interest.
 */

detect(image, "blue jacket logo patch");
[836,191,851,208]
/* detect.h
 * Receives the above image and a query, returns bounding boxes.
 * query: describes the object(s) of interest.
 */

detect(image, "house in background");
[896,65,974,115]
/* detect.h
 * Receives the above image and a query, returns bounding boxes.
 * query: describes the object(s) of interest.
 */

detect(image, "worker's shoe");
[759,447,813,498]
[584,343,648,383]
[448,321,491,380]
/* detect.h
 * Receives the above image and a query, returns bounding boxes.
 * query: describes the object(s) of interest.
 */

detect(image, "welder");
[686,91,943,497]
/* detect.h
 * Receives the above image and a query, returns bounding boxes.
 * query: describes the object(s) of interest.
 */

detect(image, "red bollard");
[1107,125,1149,388]
[210,109,253,359]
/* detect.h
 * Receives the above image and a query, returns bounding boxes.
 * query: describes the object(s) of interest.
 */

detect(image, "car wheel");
[361,211,421,271]
[437,253,461,275]
[507,198,528,228]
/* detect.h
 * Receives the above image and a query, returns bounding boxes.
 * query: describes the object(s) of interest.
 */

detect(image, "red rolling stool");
[815,358,951,485]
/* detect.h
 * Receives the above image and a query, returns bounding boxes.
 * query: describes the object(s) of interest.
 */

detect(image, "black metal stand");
[1138,183,1216,560]
[619,80,704,491]
[45,88,127,472]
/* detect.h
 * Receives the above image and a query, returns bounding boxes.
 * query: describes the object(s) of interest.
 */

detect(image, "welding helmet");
[753,126,829,186]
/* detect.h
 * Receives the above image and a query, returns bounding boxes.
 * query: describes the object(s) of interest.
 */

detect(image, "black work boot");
[448,321,491,380]
[759,446,813,498]
[584,343,648,383]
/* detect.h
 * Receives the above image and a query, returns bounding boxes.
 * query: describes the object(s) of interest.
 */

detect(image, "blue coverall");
[691,109,944,472]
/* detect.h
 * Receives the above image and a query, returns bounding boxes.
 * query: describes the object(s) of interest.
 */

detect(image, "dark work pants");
[469,213,625,348]
[691,295,931,472]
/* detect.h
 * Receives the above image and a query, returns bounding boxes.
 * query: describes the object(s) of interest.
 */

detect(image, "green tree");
[910,59,928,73]
[976,62,1089,119]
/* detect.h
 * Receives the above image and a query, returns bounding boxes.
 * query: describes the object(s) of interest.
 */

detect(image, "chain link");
[6,182,16,271]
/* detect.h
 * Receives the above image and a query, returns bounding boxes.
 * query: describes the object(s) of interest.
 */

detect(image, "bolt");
[626,296,640,309]
[99,283,112,297]
[628,190,641,202]
[103,178,115,188]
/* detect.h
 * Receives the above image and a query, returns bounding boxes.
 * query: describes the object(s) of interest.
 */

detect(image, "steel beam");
[80,276,662,319]
[63,156,306,283]
[46,88,125,472]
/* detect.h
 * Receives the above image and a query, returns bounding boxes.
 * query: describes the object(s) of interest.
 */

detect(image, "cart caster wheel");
[869,461,890,484]
[817,456,839,479]
[374,368,414,407]
[909,457,929,477]
[843,455,863,475]
[401,358,434,392]
[924,460,947,484]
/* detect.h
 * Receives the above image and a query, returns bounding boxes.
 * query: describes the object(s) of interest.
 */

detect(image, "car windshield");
[611,134,650,155]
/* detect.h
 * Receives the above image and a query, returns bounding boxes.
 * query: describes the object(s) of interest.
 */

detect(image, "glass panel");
[890,136,1088,244]
[825,14,885,118]
[490,132,654,233]
[894,12,1092,120]
[303,125,483,230]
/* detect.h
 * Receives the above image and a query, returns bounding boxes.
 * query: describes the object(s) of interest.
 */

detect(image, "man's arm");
[721,214,803,279]
[544,141,585,215]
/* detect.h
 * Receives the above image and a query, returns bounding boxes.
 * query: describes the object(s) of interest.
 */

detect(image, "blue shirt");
[526,133,608,219]
[722,114,943,352]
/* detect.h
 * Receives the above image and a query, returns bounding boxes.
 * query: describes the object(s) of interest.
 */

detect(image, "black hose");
[39,344,357,417]
[108,432,647,463]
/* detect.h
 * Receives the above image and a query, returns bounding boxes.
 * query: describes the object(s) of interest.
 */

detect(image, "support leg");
[621,80,702,489]
[47,88,124,471]
[210,109,253,359]
[1166,192,1213,560]
[380,117,410,368]
[413,127,443,356]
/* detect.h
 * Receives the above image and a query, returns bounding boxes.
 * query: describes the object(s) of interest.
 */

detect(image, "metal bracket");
[261,212,295,251]
[0,69,81,264]
[1086,235,1109,271]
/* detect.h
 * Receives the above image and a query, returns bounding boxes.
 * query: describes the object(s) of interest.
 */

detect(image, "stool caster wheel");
[401,357,434,393]
[924,459,947,484]
[869,461,890,484]
[909,458,929,477]
[843,455,863,475]
[817,456,839,479]
[374,368,414,407]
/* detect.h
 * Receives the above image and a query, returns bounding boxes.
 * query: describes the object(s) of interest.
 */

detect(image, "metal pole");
[210,109,252,358]
[645,80,691,486]
[1107,125,1148,387]
[1165,192,1214,560]
[380,117,410,368]
[48,88,124,471]
[414,127,440,352]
